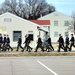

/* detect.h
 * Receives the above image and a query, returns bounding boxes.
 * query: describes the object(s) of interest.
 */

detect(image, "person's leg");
[35,45,39,52]
[50,44,54,51]
[27,45,32,52]
[8,44,13,51]
[24,44,27,50]
[21,44,26,52]
[20,45,24,50]
[46,45,49,52]
[0,44,1,52]
[64,44,68,52]
[58,44,61,52]
[69,43,72,51]
[5,44,9,51]
[16,44,19,51]
[3,43,6,52]
[40,44,44,52]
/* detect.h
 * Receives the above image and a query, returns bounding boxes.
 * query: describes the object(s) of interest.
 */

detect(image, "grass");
[0,52,75,57]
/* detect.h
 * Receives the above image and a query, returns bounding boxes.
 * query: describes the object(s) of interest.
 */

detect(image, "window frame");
[54,32,58,37]
[4,18,12,22]
[65,32,69,36]
[64,21,69,26]
[54,20,58,26]
[13,31,22,41]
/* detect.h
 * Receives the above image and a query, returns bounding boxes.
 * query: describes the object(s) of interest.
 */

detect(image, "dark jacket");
[3,37,6,44]
[70,36,74,43]
[6,37,10,44]
[47,37,51,45]
[58,36,64,44]
[65,37,69,45]
[37,38,42,44]
[18,38,22,45]
[24,37,30,44]
[0,36,3,43]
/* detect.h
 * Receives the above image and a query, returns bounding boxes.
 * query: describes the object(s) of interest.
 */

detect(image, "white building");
[0,12,48,48]
[38,11,73,42]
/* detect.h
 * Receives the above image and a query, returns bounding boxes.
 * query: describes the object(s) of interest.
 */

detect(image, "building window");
[54,20,58,26]
[65,32,69,36]
[13,31,22,41]
[64,21,69,26]
[54,32,58,37]
[4,18,12,22]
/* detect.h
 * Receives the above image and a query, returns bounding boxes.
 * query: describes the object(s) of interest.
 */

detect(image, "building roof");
[29,20,50,26]
[0,12,49,32]
[38,11,72,20]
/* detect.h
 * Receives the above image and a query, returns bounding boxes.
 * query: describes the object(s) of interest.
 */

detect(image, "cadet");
[35,35,44,52]
[57,34,64,52]
[69,34,75,51]
[16,36,24,51]
[65,35,69,52]
[22,34,32,52]
[0,34,3,52]
[2,34,7,51]
[6,35,13,51]
[46,35,54,52]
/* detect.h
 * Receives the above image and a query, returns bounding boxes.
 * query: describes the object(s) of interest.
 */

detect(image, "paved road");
[0,56,75,75]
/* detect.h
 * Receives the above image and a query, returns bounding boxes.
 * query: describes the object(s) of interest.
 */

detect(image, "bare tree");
[0,0,55,19]
[24,0,55,19]
[68,12,75,32]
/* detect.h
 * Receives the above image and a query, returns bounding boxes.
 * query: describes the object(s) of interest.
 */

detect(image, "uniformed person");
[6,35,13,51]
[69,34,75,51]
[16,36,24,51]
[2,34,7,51]
[65,35,69,52]
[0,34,3,52]
[35,35,44,52]
[22,34,32,52]
[57,34,64,52]
[46,35,54,52]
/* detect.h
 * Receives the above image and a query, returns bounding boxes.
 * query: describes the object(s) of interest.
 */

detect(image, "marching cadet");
[57,34,64,52]
[69,34,75,51]
[35,35,44,52]
[6,35,13,51]
[0,34,3,52]
[2,34,7,51]
[16,35,24,51]
[21,34,32,52]
[46,35,54,52]
[65,35,69,52]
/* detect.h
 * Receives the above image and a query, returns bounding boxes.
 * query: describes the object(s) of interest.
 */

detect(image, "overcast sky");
[0,0,75,16]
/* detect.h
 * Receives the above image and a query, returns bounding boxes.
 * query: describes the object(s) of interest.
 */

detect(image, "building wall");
[0,13,40,48]
[39,11,73,42]
[0,12,48,48]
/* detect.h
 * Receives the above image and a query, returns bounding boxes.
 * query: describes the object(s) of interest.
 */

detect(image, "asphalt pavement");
[0,56,75,75]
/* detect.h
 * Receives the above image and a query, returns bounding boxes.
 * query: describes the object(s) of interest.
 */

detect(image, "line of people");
[0,34,13,52]
[57,34,75,52]
[0,33,75,52]
[18,34,75,52]
[16,35,54,52]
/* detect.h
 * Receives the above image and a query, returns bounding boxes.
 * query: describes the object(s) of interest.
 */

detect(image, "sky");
[46,0,75,16]
[0,0,75,16]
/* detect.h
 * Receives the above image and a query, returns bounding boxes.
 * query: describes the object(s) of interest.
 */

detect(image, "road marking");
[37,61,58,75]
